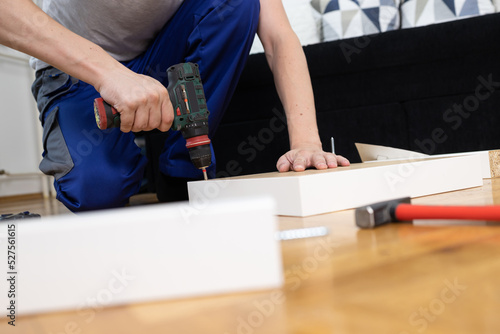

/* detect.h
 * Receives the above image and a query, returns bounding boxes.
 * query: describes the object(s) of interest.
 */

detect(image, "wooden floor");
[2,180,500,333]
[0,192,160,217]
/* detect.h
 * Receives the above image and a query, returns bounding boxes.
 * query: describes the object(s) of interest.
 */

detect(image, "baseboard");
[0,193,43,203]
[0,174,47,198]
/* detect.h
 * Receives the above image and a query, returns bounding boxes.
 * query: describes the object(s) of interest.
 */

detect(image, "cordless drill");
[93,62,211,180]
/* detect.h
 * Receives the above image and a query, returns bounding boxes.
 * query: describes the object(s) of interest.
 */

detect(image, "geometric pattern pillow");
[312,0,401,42]
[400,0,495,28]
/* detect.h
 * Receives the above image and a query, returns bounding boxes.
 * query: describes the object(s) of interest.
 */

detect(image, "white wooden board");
[188,155,483,217]
[0,196,282,315]
[355,143,498,178]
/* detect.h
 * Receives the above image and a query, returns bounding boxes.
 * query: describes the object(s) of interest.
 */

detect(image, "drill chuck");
[188,144,212,169]
[185,132,212,169]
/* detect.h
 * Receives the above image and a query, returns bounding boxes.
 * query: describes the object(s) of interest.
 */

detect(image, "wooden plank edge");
[489,150,500,178]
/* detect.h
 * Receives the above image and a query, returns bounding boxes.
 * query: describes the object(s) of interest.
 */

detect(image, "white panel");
[0,47,40,177]
[356,142,429,161]
[188,155,483,217]
[0,196,282,315]
[356,143,495,179]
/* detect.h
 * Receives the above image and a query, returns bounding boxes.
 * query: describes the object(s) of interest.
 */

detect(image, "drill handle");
[94,62,209,132]
[94,98,120,130]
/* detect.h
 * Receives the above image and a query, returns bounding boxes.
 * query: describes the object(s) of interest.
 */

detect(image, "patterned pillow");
[400,0,495,28]
[312,0,401,42]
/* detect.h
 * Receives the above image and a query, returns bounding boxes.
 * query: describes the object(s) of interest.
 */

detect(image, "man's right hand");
[95,67,174,133]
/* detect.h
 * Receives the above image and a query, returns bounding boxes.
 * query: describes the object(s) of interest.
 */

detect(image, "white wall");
[0,46,47,197]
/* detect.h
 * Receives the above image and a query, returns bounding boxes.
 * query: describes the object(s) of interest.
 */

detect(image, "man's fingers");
[147,94,162,130]
[336,154,350,166]
[118,109,133,133]
[100,73,172,133]
[131,106,151,132]
[120,95,171,133]
[277,163,291,172]
[314,153,333,169]
[158,97,174,132]
[148,110,162,130]
[276,150,351,173]
[156,86,172,132]
[292,156,307,172]
[323,153,338,168]
[276,155,292,172]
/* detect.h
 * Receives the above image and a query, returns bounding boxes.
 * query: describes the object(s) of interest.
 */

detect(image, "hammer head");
[355,197,411,229]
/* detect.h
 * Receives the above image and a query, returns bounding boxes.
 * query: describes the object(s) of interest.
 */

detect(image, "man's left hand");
[276,145,350,172]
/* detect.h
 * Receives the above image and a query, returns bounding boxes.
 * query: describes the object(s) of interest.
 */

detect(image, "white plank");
[355,143,429,161]
[429,151,492,178]
[355,143,497,178]
[0,196,282,315]
[188,155,483,217]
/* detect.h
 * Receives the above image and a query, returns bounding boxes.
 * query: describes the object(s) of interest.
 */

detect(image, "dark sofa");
[211,12,500,177]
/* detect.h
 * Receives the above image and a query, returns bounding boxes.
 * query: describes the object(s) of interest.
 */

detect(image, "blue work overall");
[31,0,260,211]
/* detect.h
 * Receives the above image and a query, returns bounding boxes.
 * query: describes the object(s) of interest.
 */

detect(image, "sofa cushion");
[313,0,400,42]
[401,0,495,28]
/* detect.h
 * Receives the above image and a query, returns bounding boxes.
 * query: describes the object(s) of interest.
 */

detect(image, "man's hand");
[96,68,173,133]
[276,144,350,172]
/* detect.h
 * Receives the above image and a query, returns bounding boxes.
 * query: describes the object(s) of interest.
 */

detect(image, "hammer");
[355,197,500,228]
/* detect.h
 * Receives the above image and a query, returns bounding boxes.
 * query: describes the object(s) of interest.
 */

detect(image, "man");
[0,0,349,212]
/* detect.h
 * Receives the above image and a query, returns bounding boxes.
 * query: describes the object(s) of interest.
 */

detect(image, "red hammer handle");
[395,204,500,221]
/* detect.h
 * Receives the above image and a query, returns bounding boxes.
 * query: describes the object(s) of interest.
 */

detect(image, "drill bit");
[202,168,208,181]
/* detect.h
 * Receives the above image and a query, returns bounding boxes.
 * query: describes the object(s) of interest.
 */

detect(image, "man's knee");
[55,161,145,212]
[56,178,137,212]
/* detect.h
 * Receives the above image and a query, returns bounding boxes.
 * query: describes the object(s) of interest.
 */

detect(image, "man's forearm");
[0,0,124,90]
[0,0,174,133]
[257,0,349,171]
[265,34,322,149]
